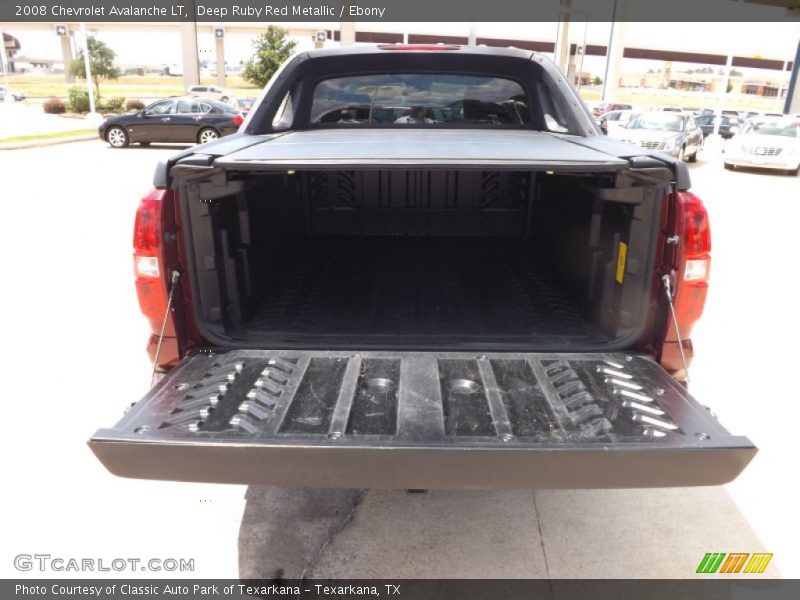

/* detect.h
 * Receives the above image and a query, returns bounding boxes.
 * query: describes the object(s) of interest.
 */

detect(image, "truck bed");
[234,237,608,345]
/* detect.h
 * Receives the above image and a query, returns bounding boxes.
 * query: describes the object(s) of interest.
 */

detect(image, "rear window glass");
[217,102,237,114]
[310,74,529,126]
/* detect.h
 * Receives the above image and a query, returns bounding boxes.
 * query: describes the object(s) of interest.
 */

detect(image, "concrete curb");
[0,135,97,151]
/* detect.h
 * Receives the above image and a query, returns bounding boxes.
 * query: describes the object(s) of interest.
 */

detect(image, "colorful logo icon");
[696,552,773,574]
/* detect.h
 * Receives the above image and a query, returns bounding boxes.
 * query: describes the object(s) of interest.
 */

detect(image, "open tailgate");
[89,351,755,489]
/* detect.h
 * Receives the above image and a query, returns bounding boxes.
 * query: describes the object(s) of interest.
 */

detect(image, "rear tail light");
[232,113,244,126]
[133,189,169,329]
[683,258,709,282]
[133,188,182,372]
[668,191,711,341]
[133,190,163,258]
[135,256,160,278]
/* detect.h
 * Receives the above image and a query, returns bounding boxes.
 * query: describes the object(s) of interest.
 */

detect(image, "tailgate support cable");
[152,270,181,380]
[661,274,690,383]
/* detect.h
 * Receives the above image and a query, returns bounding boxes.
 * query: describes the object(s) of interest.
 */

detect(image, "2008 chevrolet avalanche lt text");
[89,45,755,489]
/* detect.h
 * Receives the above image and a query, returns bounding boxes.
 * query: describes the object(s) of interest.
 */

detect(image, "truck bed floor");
[236,237,607,345]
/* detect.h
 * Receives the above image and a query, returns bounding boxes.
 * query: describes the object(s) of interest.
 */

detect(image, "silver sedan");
[610,111,704,162]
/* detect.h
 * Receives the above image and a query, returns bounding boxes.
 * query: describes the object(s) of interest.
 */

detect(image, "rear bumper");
[90,350,755,489]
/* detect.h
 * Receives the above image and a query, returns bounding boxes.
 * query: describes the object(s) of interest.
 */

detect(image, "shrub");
[42,97,65,114]
[98,96,124,111]
[66,86,90,113]
[125,98,145,111]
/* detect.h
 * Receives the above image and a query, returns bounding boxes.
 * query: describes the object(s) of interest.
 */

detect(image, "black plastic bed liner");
[90,351,755,489]
[235,238,608,345]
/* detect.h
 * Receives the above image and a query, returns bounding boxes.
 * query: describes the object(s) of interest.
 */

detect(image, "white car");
[0,85,26,102]
[598,109,638,135]
[724,117,800,175]
[187,85,234,104]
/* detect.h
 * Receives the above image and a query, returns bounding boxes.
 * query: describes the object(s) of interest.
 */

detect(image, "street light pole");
[0,28,11,91]
[79,22,97,116]
[467,24,476,46]
[601,0,619,102]
[713,52,734,137]
[576,19,588,93]
[784,37,800,115]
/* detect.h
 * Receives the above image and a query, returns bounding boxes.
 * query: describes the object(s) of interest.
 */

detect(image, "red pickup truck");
[90,45,755,490]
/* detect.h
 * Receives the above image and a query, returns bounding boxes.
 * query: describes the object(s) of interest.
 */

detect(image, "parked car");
[0,85,26,101]
[90,45,754,491]
[739,111,761,120]
[98,97,243,148]
[723,116,800,175]
[612,111,703,161]
[695,114,741,139]
[598,109,638,135]
[650,105,683,113]
[591,101,632,117]
[236,98,256,114]
[187,84,234,104]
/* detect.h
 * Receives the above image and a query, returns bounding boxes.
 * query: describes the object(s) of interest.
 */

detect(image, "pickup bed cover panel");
[90,351,754,489]
[213,130,630,170]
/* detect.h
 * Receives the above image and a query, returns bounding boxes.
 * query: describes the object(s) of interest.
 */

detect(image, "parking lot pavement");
[0,101,99,139]
[238,487,770,579]
[534,488,771,578]
[1,139,795,579]
[684,141,800,578]
[240,488,548,579]
[0,141,245,579]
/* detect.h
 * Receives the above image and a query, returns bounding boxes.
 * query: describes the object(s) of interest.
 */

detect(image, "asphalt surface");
[0,101,102,139]
[1,136,796,579]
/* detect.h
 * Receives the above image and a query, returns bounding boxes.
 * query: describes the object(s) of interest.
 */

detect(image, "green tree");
[242,26,297,88]
[69,37,120,96]
[592,76,603,86]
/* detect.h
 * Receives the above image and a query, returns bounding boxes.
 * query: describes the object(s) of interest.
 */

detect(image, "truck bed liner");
[90,351,755,489]
[237,237,607,344]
